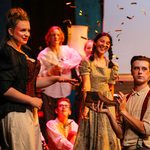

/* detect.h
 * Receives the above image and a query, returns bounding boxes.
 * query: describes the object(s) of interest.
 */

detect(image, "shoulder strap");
[140,90,150,120]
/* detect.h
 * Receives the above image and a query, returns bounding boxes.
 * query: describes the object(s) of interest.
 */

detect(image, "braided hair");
[89,32,115,68]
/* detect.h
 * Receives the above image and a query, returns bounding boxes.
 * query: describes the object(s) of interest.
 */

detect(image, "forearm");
[107,111,123,139]
[121,110,146,135]
[36,76,60,88]
[81,75,91,92]
[4,87,33,105]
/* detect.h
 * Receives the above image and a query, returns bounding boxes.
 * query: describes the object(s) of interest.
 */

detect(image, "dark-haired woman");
[74,32,122,150]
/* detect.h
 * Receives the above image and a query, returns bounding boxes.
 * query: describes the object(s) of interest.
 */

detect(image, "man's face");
[56,101,71,118]
[131,60,150,85]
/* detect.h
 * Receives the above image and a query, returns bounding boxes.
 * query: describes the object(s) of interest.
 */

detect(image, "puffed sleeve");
[61,45,82,71]
[0,46,18,95]
[79,59,91,76]
[108,63,119,84]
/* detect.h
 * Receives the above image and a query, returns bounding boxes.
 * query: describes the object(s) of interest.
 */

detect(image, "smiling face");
[8,20,30,46]
[131,60,150,86]
[95,35,111,56]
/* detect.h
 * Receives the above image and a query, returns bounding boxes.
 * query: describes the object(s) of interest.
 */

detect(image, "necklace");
[7,40,30,59]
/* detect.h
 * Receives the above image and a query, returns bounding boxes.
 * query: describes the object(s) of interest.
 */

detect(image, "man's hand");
[117,91,127,113]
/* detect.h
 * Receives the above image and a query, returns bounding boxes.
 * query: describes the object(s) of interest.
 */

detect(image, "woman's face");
[95,36,111,55]
[49,29,62,46]
[9,20,30,46]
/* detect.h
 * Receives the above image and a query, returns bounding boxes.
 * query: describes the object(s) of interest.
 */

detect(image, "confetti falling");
[126,16,134,20]
[117,4,124,10]
[79,10,82,16]
[141,9,146,16]
[65,2,72,5]
[115,29,122,32]
[130,2,137,5]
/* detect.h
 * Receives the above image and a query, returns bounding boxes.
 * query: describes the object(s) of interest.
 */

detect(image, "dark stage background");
[0,0,103,56]
[0,0,76,56]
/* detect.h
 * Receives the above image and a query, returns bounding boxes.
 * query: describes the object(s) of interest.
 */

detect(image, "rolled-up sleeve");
[61,46,82,71]
[108,64,119,84]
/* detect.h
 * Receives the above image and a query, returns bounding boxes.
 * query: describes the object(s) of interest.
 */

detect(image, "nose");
[25,31,30,37]
[102,42,108,48]
[138,68,143,74]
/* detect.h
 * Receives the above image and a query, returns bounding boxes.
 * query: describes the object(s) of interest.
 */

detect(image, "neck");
[7,39,29,59]
[50,45,60,53]
[134,82,148,92]
[95,52,105,59]
[58,116,68,125]
[7,39,21,52]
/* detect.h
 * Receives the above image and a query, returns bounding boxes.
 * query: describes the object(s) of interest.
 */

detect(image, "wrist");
[120,109,127,116]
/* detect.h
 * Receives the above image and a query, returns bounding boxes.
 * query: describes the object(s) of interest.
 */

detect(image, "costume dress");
[0,44,42,150]
[74,59,121,150]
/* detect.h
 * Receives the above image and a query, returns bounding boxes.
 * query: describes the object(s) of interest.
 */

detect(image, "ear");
[8,28,14,36]
[68,109,72,116]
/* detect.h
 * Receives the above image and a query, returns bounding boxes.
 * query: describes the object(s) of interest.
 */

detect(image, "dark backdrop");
[11,0,75,56]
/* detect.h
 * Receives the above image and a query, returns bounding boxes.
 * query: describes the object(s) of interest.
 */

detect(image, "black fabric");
[0,43,32,118]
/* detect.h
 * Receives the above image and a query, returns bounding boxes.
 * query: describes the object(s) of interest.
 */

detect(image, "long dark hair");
[89,32,114,68]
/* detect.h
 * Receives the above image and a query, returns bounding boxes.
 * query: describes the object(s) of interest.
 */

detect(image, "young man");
[118,55,150,149]
[46,98,78,150]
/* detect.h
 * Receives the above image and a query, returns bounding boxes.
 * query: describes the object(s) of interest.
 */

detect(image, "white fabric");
[0,109,42,150]
[46,118,78,150]
[37,45,81,98]
[123,86,150,148]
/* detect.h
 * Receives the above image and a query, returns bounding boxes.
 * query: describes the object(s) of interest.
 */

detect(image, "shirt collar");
[131,85,150,96]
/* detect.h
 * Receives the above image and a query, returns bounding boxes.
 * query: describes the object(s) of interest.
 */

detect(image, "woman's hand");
[81,106,89,119]
[30,97,43,109]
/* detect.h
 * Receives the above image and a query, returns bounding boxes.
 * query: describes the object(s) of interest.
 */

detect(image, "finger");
[97,100,101,111]
[91,103,97,111]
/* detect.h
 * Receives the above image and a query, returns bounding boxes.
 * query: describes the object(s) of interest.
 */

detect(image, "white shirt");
[46,118,78,150]
[37,45,81,98]
[123,86,150,148]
